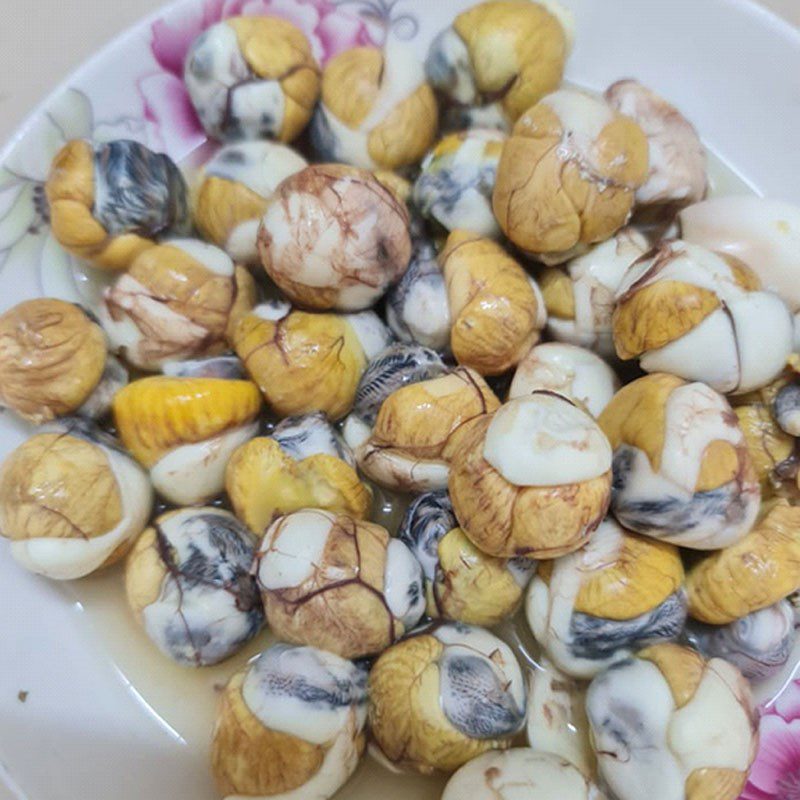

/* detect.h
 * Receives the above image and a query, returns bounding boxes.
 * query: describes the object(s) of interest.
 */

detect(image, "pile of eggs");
[1,2,799,799]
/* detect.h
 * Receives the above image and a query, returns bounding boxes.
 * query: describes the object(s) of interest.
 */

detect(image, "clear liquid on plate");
[57,150,774,800]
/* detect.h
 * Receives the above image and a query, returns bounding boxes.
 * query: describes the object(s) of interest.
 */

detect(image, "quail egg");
[184,16,320,142]
[449,392,612,558]
[211,643,367,799]
[113,375,261,505]
[0,418,152,579]
[599,373,761,549]
[255,509,425,659]
[493,89,649,264]
[46,139,188,270]
[368,622,527,774]
[257,164,412,311]
[125,507,263,666]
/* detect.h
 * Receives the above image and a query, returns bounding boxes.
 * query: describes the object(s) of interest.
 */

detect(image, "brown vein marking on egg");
[106,290,219,364]
[153,518,259,664]
[22,429,93,540]
[501,139,558,242]
[363,369,495,481]
[615,241,685,303]
[264,514,396,647]
[154,521,202,666]
[271,315,294,367]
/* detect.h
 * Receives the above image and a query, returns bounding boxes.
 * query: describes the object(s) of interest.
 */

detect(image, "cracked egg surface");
[525,517,686,679]
[354,366,500,493]
[258,164,412,312]
[232,304,390,422]
[613,240,794,394]
[425,0,573,129]
[0,298,109,424]
[255,509,424,659]
[398,490,535,627]
[311,42,438,171]
[99,239,256,371]
[492,88,649,264]
[193,140,307,264]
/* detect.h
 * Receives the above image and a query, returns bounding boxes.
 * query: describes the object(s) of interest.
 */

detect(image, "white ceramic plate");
[1,2,800,799]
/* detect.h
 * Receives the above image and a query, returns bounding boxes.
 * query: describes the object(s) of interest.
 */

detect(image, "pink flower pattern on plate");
[140,0,374,154]
[741,679,800,800]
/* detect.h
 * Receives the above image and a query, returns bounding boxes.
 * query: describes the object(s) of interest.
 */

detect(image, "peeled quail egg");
[493,89,649,264]
[399,490,535,626]
[99,239,256,371]
[413,129,505,238]
[509,343,620,417]
[184,16,320,142]
[442,749,605,800]
[448,392,612,558]
[232,304,391,421]
[0,298,120,424]
[599,373,760,549]
[386,238,452,352]
[687,600,796,682]
[354,367,500,493]
[0,418,153,579]
[613,240,794,394]
[310,41,438,170]
[342,343,448,449]
[586,643,759,800]
[538,228,650,357]
[685,498,800,624]
[113,375,261,505]
[679,196,800,344]
[605,79,707,212]
[441,230,547,375]
[426,0,573,130]
[257,164,412,311]
[193,140,307,263]
[369,622,527,774]
[525,517,687,678]
[226,434,371,534]
[125,507,263,666]
[211,643,367,800]
[46,139,188,270]
[255,510,424,659]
